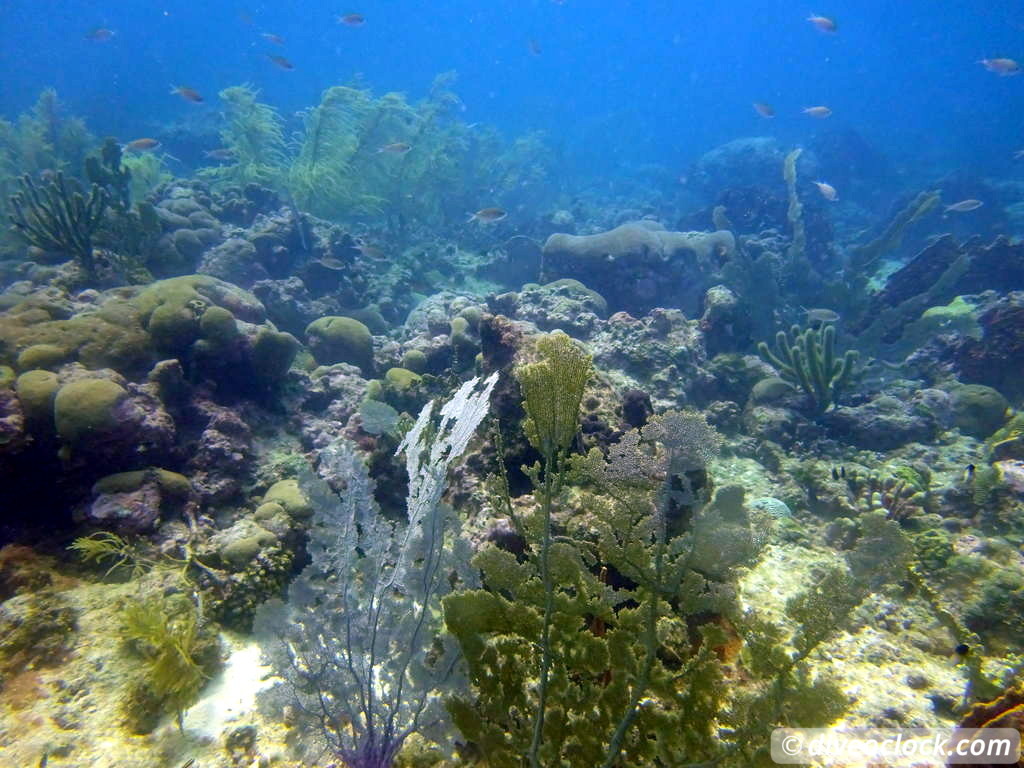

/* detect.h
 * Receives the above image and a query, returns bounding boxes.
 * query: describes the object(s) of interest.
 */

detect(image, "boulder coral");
[50,369,176,466]
[0,275,296,397]
[542,221,735,315]
[305,315,374,374]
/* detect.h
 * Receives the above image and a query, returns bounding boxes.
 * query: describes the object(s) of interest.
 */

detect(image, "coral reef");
[541,221,735,315]
[2,64,1024,768]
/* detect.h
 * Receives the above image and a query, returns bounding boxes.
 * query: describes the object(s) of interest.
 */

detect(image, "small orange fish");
[170,85,204,103]
[944,199,983,213]
[752,101,775,118]
[979,58,1021,76]
[813,181,838,201]
[807,14,837,33]
[261,32,285,45]
[85,27,115,42]
[378,142,412,155]
[124,138,161,152]
[468,207,507,223]
[339,13,365,27]
[267,54,294,70]
[802,105,832,118]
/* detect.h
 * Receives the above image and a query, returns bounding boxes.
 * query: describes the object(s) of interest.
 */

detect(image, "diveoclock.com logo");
[770,727,1020,765]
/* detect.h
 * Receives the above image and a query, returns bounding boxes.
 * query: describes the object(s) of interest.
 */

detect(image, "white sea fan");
[255,373,497,768]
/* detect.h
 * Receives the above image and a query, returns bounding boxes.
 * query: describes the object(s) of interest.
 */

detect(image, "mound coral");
[305,315,374,373]
[542,221,735,315]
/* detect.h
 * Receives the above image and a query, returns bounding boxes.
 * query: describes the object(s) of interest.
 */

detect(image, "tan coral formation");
[543,220,735,266]
[541,221,736,315]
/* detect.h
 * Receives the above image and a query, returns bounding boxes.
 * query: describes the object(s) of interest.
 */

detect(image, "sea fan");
[255,373,497,768]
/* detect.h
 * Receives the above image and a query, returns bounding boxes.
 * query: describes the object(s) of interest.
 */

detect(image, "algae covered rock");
[493,278,609,339]
[305,315,374,373]
[92,468,192,498]
[0,389,25,451]
[950,384,1009,438]
[0,590,77,681]
[213,519,279,569]
[824,393,940,450]
[89,468,194,532]
[50,369,176,467]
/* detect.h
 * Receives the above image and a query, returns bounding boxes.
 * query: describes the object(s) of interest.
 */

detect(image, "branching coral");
[8,172,109,279]
[757,323,857,415]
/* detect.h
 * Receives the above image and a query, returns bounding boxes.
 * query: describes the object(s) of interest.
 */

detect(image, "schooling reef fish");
[752,101,775,118]
[807,14,837,33]
[979,58,1021,76]
[339,13,365,26]
[813,181,838,201]
[170,85,204,103]
[804,307,840,324]
[85,27,115,42]
[944,199,983,213]
[802,105,832,118]
[468,207,507,223]
[124,138,161,152]
[204,148,234,161]
[267,54,295,70]
[378,142,412,155]
[261,32,285,45]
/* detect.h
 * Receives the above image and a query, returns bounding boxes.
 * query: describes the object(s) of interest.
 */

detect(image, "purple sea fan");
[255,374,497,768]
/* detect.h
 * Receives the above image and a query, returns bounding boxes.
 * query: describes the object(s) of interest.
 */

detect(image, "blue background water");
[1,0,1022,188]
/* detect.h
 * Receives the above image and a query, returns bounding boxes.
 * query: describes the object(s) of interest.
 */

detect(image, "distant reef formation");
[541,220,735,315]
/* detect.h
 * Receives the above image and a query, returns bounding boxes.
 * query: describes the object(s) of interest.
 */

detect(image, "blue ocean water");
[2,0,1023,185]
